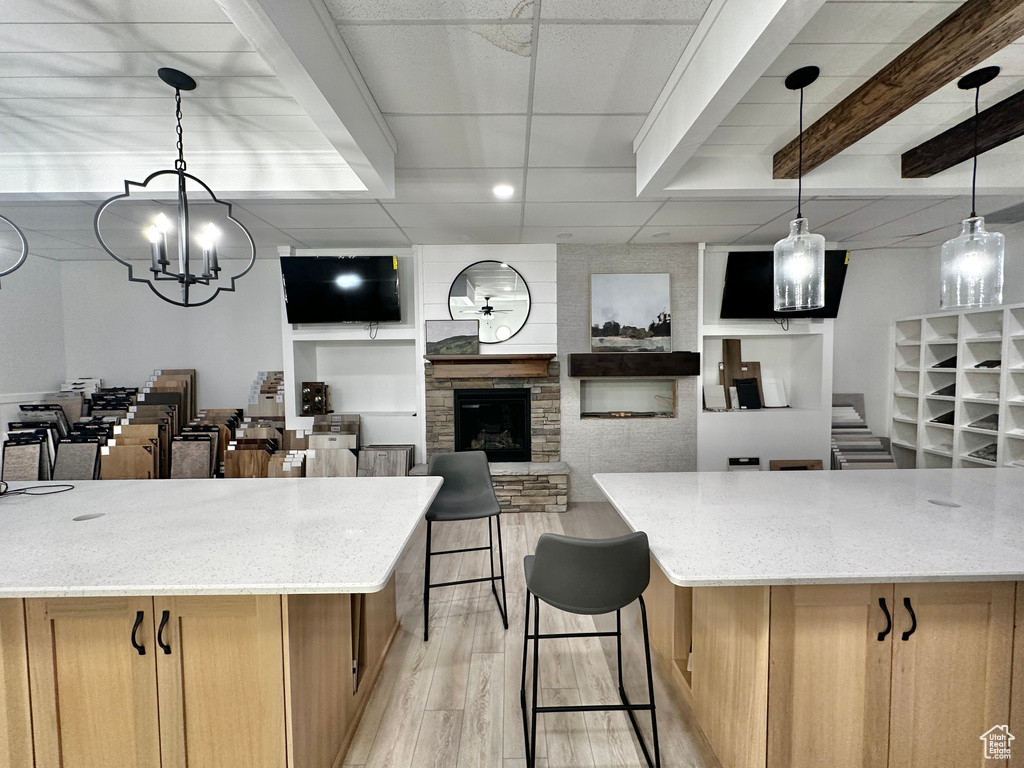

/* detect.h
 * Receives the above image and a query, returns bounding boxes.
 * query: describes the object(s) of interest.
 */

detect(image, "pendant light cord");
[970,86,979,218]
[797,87,804,219]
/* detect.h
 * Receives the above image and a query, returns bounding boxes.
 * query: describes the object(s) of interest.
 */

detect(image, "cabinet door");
[890,582,1014,768]
[155,595,286,768]
[0,600,32,768]
[768,584,893,768]
[25,596,161,768]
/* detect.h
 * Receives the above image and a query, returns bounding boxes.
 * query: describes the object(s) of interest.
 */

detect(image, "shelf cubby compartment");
[922,341,957,368]
[1007,336,1024,370]
[893,369,919,397]
[961,340,1002,370]
[1005,371,1024,402]
[582,379,676,419]
[895,319,922,344]
[1002,434,1024,467]
[961,456,997,468]
[1003,404,1024,437]
[923,369,955,397]
[891,395,919,421]
[922,424,954,453]
[894,344,920,370]
[922,315,958,343]
[960,430,997,466]
[960,370,1001,403]
[891,443,917,469]
[923,397,956,424]
[921,450,954,468]
[960,400,999,433]
[891,419,917,448]
[1008,307,1024,338]
[961,309,1003,341]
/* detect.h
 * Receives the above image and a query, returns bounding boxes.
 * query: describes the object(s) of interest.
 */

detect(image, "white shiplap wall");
[418,244,557,354]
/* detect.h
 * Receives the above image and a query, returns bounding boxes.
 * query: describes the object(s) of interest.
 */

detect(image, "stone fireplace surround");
[423,358,566,513]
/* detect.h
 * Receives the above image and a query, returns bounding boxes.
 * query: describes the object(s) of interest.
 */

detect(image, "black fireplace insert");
[453,388,531,462]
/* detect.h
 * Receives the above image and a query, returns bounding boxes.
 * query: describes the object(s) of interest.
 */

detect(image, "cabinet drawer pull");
[157,610,171,654]
[901,597,917,641]
[131,610,146,655]
[877,597,892,641]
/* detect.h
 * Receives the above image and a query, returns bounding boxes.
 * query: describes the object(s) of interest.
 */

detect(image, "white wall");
[419,244,557,354]
[832,247,935,436]
[60,259,284,410]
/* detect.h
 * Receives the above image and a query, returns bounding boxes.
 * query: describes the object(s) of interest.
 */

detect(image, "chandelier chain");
[174,88,186,172]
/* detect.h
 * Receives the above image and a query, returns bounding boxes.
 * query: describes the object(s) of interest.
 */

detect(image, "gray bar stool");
[423,451,508,641]
[520,531,660,768]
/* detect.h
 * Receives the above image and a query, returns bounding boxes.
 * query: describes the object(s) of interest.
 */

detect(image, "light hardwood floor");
[343,502,721,768]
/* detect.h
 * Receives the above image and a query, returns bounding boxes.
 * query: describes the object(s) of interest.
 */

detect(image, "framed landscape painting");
[591,273,671,352]
[425,319,480,354]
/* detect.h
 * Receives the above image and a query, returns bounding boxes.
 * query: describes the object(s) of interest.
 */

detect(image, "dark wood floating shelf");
[569,352,700,378]
[425,354,555,379]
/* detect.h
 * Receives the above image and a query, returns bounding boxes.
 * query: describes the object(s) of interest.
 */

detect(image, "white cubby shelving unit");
[696,245,834,471]
[888,303,1024,470]
[279,246,425,460]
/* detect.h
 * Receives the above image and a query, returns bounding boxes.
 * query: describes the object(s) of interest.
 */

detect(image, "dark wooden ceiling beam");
[772,0,1024,179]
[901,88,1024,177]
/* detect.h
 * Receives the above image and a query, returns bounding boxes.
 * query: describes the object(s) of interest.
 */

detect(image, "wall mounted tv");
[280,255,400,324]
[719,250,849,319]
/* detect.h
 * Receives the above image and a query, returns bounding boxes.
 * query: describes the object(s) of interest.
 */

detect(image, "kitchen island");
[596,469,1024,768]
[0,476,442,768]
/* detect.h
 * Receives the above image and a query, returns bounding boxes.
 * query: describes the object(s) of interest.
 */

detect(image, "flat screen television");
[719,250,849,319]
[280,256,401,324]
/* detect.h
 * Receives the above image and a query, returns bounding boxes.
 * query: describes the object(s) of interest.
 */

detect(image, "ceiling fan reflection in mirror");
[459,296,512,317]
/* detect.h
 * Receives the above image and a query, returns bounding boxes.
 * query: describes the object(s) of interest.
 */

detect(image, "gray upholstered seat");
[422,451,508,641]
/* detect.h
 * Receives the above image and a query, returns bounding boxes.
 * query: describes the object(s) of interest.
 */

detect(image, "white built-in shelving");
[889,303,1024,470]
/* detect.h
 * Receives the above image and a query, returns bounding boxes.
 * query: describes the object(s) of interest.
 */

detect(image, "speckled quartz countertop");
[0,477,442,598]
[594,469,1024,587]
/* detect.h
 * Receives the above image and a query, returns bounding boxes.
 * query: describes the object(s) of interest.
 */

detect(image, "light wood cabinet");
[889,582,1014,768]
[768,584,893,768]
[26,596,162,768]
[651,576,1020,768]
[155,595,287,768]
[0,600,32,768]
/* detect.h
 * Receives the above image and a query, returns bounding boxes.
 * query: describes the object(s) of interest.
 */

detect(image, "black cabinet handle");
[877,597,892,641]
[131,610,146,656]
[901,597,918,641]
[157,610,171,654]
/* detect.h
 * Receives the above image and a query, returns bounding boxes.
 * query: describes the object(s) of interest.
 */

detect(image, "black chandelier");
[93,68,256,307]
[0,215,28,289]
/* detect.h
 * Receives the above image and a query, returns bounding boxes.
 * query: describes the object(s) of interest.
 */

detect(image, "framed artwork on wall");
[425,319,480,354]
[590,273,671,352]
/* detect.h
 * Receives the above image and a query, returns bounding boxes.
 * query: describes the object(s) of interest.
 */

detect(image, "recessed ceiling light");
[651,231,671,239]
[556,232,573,239]
[493,184,515,199]
[457,235,473,242]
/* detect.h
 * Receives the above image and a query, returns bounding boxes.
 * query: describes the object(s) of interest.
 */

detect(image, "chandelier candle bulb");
[146,225,165,273]
[198,223,220,278]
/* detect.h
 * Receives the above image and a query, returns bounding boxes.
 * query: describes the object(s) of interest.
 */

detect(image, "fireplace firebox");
[453,388,531,462]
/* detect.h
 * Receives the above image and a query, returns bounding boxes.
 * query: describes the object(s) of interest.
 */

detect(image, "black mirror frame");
[447,259,532,344]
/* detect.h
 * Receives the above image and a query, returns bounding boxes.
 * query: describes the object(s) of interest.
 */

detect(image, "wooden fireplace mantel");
[424,354,555,379]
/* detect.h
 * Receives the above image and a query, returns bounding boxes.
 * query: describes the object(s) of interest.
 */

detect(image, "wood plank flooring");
[345,502,721,768]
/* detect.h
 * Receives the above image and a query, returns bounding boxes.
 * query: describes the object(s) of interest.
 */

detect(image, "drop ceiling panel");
[0,203,97,231]
[817,198,949,239]
[282,227,410,248]
[239,202,394,229]
[856,195,1021,240]
[734,198,882,244]
[528,115,646,167]
[26,247,107,261]
[387,115,527,168]
[0,23,249,52]
[541,0,712,21]
[324,0,528,22]
[520,226,638,243]
[401,226,522,244]
[392,168,524,203]
[525,168,639,202]
[532,24,695,114]
[633,224,761,244]
[523,201,661,227]
[382,202,522,228]
[337,25,532,113]
[649,200,795,227]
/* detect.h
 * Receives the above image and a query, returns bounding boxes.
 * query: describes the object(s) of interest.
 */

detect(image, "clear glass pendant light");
[775,66,825,312]
[940,67,1004,309]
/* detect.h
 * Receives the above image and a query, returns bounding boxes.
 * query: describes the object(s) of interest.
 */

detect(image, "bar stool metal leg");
[491,515,509,629]
[530,593,541,768]
[520,589,532,764]
[639,595,661,768]
[423,520,432,642]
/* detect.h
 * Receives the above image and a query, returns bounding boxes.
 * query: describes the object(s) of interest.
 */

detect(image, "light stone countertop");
[0,477,441,598]
[594,469,1024,587]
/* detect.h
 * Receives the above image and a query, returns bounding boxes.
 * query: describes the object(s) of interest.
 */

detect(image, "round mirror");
[448,260,531,344]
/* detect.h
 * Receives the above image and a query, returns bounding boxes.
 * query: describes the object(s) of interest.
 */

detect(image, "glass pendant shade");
[774,217,825,311]
[940,216,1004,309]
